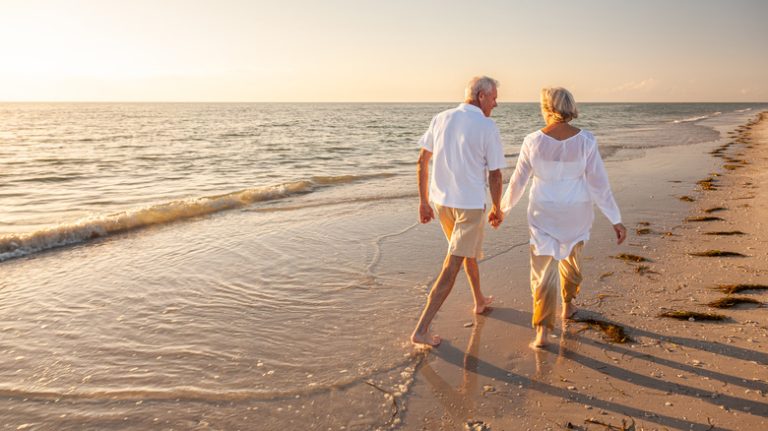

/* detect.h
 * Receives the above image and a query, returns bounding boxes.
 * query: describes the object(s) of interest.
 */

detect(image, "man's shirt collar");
[459,103,483,114]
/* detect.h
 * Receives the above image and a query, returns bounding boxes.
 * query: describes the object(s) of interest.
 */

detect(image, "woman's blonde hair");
[540,87,578,123]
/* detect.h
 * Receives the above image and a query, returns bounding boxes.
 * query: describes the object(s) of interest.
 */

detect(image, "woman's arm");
[500,139,532,214]
[585,139,626,244]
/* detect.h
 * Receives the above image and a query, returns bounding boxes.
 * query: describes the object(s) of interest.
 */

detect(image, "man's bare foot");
[474,295,494,314]
[531,325,549,349]
[411,331,441,347]
[562,301,577,320]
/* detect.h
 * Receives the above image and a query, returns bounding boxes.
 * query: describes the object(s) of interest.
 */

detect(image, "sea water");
[0,102,764,429]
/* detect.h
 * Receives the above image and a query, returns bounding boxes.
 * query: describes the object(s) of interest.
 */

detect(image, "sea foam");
[672,112,722,123]
[0,174,392,262]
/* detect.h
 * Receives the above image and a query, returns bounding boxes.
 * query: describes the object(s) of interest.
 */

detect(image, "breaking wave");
[672,112,722,124]
[0,173,396,262]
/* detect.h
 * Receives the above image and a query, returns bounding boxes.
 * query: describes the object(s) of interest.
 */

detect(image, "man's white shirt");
[419,103,506,210]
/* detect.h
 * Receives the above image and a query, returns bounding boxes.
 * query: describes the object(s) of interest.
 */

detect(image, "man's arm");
[418,148,434,224]
[487,169,503,228]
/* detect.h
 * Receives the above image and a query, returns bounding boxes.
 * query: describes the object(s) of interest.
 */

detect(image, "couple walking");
[411,76,627,348]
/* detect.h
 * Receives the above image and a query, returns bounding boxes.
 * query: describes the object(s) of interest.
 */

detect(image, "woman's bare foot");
[531,325,549,349]
[474,295,494,314]
[411,330,441,347]
[562,301,577,320]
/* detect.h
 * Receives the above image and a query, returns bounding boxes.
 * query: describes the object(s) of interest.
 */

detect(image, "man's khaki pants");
[529,242,584,329]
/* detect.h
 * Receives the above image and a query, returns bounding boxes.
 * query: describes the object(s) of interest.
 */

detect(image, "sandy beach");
[7,104,766,431]
[2,2,766,430]
[398,112,768,431]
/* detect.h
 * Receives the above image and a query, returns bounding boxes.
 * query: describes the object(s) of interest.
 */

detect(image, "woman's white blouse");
[501,129,621,259]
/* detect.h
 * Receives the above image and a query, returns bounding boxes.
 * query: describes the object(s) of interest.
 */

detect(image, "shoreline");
[1,107,766,431]
[399,112,768,430]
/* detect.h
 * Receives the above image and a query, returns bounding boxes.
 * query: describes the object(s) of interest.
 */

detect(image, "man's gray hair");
[464,76,499,103]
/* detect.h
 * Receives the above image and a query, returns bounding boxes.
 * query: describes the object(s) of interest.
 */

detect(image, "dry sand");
[397,113,768,431]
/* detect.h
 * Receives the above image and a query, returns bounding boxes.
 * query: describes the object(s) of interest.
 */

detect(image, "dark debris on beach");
[583,418,637,431]
[706,296,763,309]
[713,284,768,294]
[613,253,650,263]
[697,178,718,191]
[465,420,491,431]
[685,216,724,222]
[634,265,658,276]
[703,231,746,236]
[658,310,728,321]
[571,318,631,343]
[688,250,747,257]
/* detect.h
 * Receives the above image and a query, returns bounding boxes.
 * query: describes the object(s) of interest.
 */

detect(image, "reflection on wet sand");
[532,322,584,379]
[419,315,485,425]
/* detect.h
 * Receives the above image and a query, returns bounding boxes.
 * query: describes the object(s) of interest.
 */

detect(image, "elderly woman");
[501,87,627,348]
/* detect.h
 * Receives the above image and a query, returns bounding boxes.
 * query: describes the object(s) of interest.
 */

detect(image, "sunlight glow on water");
[0,103,763,429]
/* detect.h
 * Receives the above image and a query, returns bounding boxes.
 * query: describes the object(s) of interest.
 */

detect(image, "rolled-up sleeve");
[485,127,506,171]
[418,116,436,152]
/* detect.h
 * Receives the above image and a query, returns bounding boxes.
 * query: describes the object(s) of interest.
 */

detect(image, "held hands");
[419,201,435,224]
[613,223,627,245]
[488,206,503,229]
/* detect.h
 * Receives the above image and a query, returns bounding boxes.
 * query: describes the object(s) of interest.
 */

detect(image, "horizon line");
[2,100,768,104]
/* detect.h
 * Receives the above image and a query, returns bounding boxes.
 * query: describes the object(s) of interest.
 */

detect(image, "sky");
[1,0,766,102]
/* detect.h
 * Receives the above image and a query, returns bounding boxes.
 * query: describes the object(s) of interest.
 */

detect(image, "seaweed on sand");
[465,420,491,431]
[685,216,724,222]
[571,318,631,343]
[703,207,727,213]
[697,178,718,191]
[635,228,652,235]
[706,296,763,309]
[688,250,746,257]
[678,195,696,202]
[703,231,745,236]
[658,310,728,321]
[599,272,614,281]
[723,164,742,170]
[613,253,650,263]
[584,418,636,431]
[634,265,658,276]
[713,284,768,294]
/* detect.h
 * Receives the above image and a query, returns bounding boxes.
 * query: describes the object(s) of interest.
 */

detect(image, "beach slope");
[400,113,768,431]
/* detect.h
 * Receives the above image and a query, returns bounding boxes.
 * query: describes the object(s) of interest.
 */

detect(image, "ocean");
[0,102,764,429]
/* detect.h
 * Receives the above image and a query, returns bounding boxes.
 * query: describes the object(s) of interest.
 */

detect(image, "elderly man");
[411,76,506,347]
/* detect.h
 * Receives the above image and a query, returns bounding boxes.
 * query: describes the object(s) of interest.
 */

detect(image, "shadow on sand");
[416,306,767,431]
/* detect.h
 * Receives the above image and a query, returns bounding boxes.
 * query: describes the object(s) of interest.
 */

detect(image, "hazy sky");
[1,0,766,102]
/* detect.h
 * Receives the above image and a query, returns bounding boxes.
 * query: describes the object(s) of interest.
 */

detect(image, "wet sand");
[399,113,768,431]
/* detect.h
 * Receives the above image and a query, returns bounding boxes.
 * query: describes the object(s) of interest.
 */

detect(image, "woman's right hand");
[613,223,627,245]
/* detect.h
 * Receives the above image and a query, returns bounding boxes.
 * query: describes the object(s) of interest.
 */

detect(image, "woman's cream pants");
[529,242,584,329]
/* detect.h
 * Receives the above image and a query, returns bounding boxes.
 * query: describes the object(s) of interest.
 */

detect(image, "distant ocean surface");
[0,102,765,429]
[0,103,758,251]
